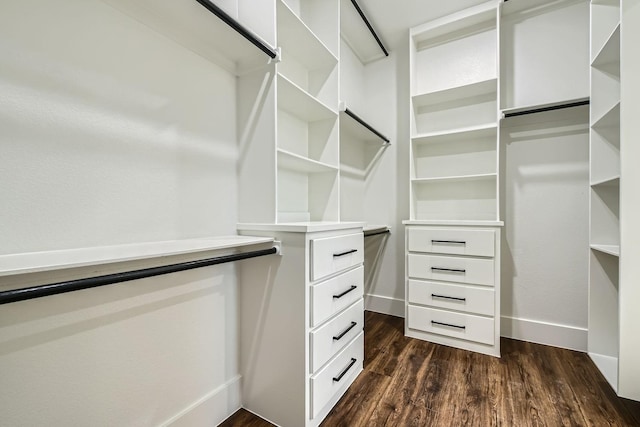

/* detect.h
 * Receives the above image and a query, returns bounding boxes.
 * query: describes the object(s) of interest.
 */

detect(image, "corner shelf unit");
[588,0,621,394]
[409,1,500,223]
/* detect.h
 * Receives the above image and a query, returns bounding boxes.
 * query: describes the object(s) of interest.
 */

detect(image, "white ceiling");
[354,0,488,50]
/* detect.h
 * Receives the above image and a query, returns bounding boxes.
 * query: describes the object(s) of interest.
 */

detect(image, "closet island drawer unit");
[238,222,365,427]
[404,224,501,357]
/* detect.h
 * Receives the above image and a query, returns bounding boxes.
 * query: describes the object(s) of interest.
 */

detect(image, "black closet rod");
[0,247,277,305]
[195,0,278,59]
[364,229,391,238]
[345,108,391,143]
[503,99,590,118]
[350,0,389,57]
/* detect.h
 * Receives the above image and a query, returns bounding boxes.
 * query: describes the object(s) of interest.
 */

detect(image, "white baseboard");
[501,315,587,352]
[162,375,241,427]
[364,293,405,318]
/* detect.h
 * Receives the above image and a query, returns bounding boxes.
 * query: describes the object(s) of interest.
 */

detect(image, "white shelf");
[591,176,620,187]
[100,0,276,75]
[590,244,620,257]
[278,149,339,174]
[412,78,497,109]
[592,101,620,129]
[363,224,390,236]
[592,23,620,68]
[0,236,275,277]
[339,108,389,144]
[412,173,497,185]
[238,221,364,233]
[501,97,590,118]
[278,74,337,121]
[339,0,387,64]
[412,123,497,144]
[403,219,504,227]
[278,0,338,71]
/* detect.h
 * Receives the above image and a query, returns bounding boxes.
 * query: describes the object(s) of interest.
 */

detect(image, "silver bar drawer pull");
[431,294,466,302]
[333,285,357,299]
[431,267,466,273]
[333,358,357,382]
[431,240,466,245]
[333,249,358,257]
[333,322,357,341]
[431,320,466,330]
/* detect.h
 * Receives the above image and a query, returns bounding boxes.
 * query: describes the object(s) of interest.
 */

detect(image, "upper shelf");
[99,0,277,75]
[340,0,388,64]
[278,74,337,121]
[339,106,390,144]
[592,24,620,68]
[0,236,275,277]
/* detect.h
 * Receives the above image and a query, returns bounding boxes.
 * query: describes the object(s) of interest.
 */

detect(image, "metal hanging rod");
[364,229,391,238]
[0,247,277,305]
[195,0,278,59]
[344,108,391,143]
[350,0,389,57]
[503,99,590,118]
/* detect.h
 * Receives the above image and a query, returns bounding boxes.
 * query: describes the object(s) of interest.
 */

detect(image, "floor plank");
[221,312,640,427]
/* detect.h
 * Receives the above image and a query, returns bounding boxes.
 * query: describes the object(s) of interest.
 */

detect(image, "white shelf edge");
[591,22,621,67]
[411,123,497,141]
[412,77,497,108]
[410,1,498,43]
[403,219,504,227]
[277,148,339,173]
[0,236,275,277]
[238,221,365,233]
[590,244,620,257]
[591,175,620,187]
[277,0,338,63]
[277,73,338,119]
[411,173,497,184]
[363,224,390,235]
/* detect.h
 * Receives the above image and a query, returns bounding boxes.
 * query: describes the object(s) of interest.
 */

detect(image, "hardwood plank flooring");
[220,311,640,427]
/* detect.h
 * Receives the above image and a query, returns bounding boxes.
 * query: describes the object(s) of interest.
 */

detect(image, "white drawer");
[407,305,494,345]
[408,228,495,257]
[408,279,494,316]
[407,253,494,286]
[311,266,363,327]
[310,332,363,419]
[310,232,364,282]
[310,299,363,373]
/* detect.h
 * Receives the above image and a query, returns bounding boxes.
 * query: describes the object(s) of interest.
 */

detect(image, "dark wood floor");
[221,311,640,426]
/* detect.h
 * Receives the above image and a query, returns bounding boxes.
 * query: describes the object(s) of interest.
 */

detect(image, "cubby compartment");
[412,176,497,222]
[590,184,619,249]
[279,0,339,57]
[276,164,339,222]
[588,249,619,389]
[412,125,497,180]
[591,0,620,63]
[590,123,620,187]
[411,8,497,96]
[277,75,339,167]
[277,0,339,108]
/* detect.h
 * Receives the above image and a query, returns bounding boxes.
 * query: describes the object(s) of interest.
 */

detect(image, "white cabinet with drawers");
[403,224,502,357]
[237,222,365,427]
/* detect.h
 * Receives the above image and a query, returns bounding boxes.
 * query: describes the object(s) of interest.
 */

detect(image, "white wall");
[500,109,590,351]
[1,0,241,425]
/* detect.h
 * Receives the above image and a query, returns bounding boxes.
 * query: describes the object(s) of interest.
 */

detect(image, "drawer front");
[310,299,364,373]
[407,305,494,345]
[311,233,364,282]
[408,228,495,257]
[408,280,494,316]
[407,253,494,286]
[311,266,364,327]
[310,332,363,419]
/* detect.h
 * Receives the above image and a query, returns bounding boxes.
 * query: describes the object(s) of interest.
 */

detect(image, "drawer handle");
[333,322,358,341]
[431,320,466,330]
[431,240,466,245]
[431,293,466,302]
[333,285,357,299]
[333,358,358,382]
[431,267,466,273]
[333,249,358,257]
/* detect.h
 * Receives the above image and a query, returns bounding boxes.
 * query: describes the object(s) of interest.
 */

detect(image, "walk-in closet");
[1,0,639,426]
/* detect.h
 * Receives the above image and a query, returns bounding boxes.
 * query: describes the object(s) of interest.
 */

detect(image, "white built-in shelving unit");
[588,0,621,394]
